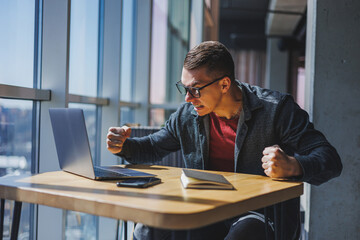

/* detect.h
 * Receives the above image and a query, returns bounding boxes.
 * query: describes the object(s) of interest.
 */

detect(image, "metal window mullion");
[99,0,122,169]
[32,0,44,174]
[38,0,71,238]
[94,0,105,167]
[147,0,153,125]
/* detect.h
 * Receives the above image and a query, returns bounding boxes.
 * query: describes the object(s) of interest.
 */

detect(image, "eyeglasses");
[175,75,228,98]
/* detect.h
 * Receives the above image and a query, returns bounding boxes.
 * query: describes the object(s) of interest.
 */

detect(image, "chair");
[117,126,184,240]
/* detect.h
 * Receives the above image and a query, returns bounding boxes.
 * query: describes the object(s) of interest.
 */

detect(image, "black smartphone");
[116,177,161,188]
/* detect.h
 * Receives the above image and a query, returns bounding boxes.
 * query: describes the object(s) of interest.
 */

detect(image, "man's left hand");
[261,145,303,178]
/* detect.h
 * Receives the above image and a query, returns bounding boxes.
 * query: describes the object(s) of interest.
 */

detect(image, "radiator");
[129,127,185,168]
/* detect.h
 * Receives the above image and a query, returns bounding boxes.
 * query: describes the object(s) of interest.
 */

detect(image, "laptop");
[49,108,155,180]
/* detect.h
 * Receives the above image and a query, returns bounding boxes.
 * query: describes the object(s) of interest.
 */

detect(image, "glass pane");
[120,0,136,102]
[0,0,35,88]
[2,201,33,240]
[120,107,135,126]
[68,104,97,161]
[69,0,99,97]
[65,210,97,240]
[0,99,32,175]
[0,99,33,239]
[66,104,98,240]
[149,0,168,105]
[296,67,306,109]
[149,108,176,127]
[150,108,165,127]
[150,0,190,105]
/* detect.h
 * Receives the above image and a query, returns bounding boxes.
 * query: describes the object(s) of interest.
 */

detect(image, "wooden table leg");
[274,203,284,240]
[186,230,191,240]
[10,201,22,240]
[124,221,128,240]
[264,207,269,240]
[1,199,4,240]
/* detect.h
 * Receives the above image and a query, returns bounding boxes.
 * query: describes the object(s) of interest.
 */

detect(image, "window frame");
[0,0,205,239]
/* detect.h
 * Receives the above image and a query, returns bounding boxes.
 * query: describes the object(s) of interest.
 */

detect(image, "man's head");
[178,41,239,117]
[183,41,235,82]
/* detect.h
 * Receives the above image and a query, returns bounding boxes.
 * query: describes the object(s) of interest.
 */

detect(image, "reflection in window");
[69,0,99,97]
[0,0,35,88]
[0,99,33,239]
[150,0,190,105]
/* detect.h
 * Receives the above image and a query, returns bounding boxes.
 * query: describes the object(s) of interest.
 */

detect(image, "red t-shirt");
[208,112,238,172]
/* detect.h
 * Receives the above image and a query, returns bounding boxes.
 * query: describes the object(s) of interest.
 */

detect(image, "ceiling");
[219,0,307,51]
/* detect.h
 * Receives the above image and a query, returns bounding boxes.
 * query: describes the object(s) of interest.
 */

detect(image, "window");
[0,0,35,88]
[1,0,203,239]
[64,0,102,239]
[149,0,190,126]
[69,0,100,97]
[0,1,38,239]
[68,103,97,160]
[0,100,33,239]
[119,0,136,126]
[0,100,33,175]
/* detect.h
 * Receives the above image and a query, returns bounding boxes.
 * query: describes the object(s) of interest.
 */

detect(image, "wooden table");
[0,165,303,240]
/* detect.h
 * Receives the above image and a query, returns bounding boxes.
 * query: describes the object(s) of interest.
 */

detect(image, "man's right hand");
[106,126,132,154]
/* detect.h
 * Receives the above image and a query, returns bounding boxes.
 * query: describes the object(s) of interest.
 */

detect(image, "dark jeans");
[133,212,274,240]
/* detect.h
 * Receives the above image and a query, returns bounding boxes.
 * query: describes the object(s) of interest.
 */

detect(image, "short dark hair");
[183,41,235,81]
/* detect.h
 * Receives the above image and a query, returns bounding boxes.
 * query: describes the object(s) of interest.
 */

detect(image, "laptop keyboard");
[94,166,129,177]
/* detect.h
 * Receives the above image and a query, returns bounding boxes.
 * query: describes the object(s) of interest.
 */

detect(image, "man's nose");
[185,91,194,102]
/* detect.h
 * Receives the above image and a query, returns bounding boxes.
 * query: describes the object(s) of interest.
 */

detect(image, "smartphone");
[116,177,161,188]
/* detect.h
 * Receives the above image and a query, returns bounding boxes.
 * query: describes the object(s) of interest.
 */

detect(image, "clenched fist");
[261,145,303,178]
[106,126,132,154]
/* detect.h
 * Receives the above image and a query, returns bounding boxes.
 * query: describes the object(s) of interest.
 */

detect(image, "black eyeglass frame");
[175,75,228,98]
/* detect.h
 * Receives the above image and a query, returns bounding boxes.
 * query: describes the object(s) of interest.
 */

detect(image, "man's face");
[180,67,223,116]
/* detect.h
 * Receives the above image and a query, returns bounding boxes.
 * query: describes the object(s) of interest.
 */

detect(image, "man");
[107,41,342,240]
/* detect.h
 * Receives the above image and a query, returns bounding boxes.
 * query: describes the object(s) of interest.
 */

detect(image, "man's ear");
[220,77,231,93]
